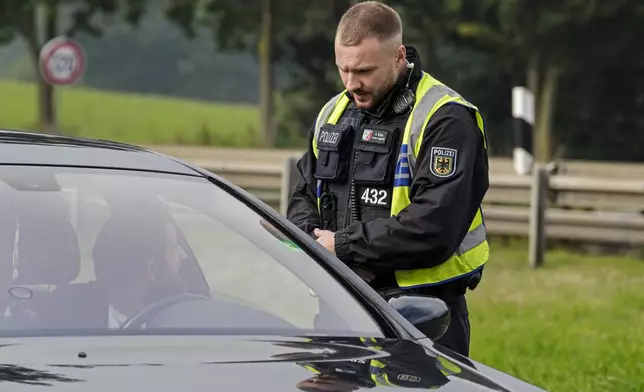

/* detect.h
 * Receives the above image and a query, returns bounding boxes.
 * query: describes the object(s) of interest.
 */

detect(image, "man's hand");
[314,228,335,254]
[352,266,376,283]
[314,229,375,283]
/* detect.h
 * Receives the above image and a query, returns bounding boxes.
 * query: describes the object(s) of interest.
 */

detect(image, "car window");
[0,165,384,338]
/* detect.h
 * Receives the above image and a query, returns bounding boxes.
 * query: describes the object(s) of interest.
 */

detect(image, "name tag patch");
[361,128,388,145]
[358,186,391,207]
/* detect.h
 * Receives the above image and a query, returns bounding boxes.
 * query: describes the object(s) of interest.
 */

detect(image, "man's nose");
[345,73,361,91]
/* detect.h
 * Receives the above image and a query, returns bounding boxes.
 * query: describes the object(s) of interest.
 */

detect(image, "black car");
[0,130,545,391]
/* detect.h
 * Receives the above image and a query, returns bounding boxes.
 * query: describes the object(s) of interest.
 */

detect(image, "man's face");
[164,222,187,275]
[335,37,406,110]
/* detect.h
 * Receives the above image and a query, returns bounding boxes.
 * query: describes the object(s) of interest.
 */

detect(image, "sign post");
[37,36,86,134]
[511,86,534,176]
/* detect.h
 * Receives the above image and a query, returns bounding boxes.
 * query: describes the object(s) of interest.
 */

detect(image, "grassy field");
[469,242,644,392]
[0,78,261,146]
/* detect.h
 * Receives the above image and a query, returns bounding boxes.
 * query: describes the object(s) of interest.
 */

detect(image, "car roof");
[0,129,203,176]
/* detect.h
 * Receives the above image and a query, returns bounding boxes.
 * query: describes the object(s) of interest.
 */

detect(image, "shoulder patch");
[430,147,457,178]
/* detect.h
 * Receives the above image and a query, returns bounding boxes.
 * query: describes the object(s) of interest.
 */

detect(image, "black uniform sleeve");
[334,104,488,271]
[286,125,321,238]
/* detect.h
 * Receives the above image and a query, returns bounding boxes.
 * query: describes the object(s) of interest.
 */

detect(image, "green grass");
[0,78,261,146]
[469,241,644,392]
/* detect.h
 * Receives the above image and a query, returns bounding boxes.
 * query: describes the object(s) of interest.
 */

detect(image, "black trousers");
[431,294,470,357]
[405,281,472,358]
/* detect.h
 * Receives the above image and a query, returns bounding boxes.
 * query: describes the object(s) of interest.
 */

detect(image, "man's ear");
[395,44,407,68]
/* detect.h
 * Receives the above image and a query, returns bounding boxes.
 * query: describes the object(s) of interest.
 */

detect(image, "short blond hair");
[335,1,403,46]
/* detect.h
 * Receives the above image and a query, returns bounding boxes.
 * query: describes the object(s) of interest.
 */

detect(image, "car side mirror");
[386,294,450,341]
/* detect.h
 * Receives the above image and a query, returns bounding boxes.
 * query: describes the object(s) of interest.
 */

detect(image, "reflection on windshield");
[259,219,302,251]
[0,166,382,338]
[0,365,84,386]
[277,338,458,391]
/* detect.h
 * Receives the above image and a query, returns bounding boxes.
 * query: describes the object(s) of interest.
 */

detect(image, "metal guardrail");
[147,146,644,247]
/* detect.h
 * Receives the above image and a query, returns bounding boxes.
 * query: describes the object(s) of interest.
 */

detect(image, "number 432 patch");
[358,187,391,208]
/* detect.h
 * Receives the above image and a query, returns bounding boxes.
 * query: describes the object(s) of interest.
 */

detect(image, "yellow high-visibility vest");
[312,72,489,288]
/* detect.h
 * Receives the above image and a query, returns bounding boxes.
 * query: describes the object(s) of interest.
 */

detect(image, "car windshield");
[0,165,384,338]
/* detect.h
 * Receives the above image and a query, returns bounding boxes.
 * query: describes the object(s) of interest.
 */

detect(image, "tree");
[447,0,640,162]
[0,0,146,134]
[160,0,644,160]
[164,0,354,147]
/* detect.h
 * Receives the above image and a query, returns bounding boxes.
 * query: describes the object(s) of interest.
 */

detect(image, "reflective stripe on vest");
[312,72,489,289]
[303,365,321,374]
[312,91,351,211]
[370,359,396,386]
[358,338,394,386]
[437,357,462,377]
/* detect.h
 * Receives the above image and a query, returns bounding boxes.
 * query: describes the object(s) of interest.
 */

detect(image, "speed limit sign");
[39,36,86,86]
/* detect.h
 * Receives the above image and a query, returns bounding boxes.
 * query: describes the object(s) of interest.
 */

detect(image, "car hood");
[0,335,544,391]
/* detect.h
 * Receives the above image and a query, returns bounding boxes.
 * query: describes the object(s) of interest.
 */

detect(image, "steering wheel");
[121,293,211,330]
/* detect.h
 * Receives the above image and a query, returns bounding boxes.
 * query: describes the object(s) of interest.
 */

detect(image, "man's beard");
[351,72,398,110]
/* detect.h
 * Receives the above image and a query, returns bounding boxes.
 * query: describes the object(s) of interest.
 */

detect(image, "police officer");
[286,1,490,358]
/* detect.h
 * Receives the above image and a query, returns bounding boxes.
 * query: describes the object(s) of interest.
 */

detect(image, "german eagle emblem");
[430,147,457,178]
